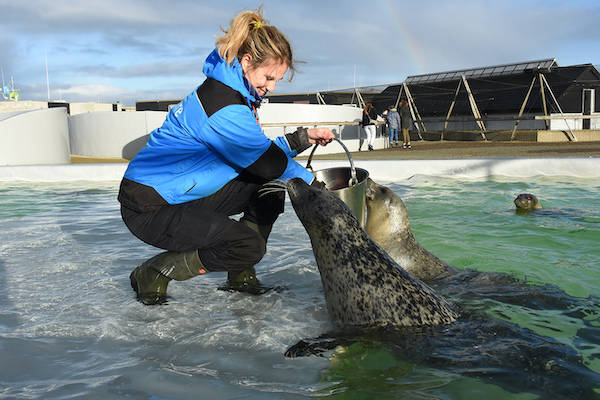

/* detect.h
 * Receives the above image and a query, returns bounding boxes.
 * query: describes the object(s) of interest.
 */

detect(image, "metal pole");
[540,73,577,141]
[45,49,51,101]
[355,89,366,109]
[316,92,326,105]
[539,73,549,130]
[394,85,404,109]
[403,82,425,138]
[510,75,537,140]
[462,75,487,140]
[443,79,463,140]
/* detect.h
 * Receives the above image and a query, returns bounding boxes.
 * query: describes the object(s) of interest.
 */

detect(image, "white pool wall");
[1,104,366,165]
[0,108,70,165]
[69,111,167,159]
[1,158,598,183]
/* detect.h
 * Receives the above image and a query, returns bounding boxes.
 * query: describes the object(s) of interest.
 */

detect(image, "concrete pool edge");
[1,157,599,182]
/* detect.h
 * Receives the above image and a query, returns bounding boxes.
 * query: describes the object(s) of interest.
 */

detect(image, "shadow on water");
[0,258,18,332]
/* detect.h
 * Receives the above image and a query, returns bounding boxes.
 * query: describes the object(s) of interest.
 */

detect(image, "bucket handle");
[306,138,358,185]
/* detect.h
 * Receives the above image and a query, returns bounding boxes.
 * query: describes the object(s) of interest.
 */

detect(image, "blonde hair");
[216,8,295,80]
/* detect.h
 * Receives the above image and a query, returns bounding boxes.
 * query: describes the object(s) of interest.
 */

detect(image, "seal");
[281,181,600,398]
[286,177,458,329]
[363,179,583,310]
[365,178,456,281]
[514,193,542,211]
[513,193,593,220]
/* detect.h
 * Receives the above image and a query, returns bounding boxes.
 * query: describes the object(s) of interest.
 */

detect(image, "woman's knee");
[197,224,266,271]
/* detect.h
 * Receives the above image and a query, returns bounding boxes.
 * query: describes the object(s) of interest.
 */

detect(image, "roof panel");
[406,58,558,84]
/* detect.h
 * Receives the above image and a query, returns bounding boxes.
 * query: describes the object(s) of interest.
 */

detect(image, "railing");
[534,115,600,120]
[260,120,385,141]
[408,114,600,142]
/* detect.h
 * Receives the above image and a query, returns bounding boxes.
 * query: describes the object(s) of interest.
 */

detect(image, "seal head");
[365,178,455,281]
[514,193,542,211]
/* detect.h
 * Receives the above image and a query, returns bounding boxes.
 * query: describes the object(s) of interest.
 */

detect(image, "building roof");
[405,58,558,84]
[265,60,600,115]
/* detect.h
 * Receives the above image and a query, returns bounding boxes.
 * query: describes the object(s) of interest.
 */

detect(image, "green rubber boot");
[130,249,206,305]
[224,267,273,295]
[221,219,274,295]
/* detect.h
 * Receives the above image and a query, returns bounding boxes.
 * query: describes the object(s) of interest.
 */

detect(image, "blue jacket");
[122,49,314,205]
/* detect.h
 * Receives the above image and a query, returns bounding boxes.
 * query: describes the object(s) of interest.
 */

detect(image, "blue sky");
[1,0,599,106]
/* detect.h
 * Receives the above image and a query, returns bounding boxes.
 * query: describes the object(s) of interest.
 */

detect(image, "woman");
[361,102,377,151]
[118,9,335,305]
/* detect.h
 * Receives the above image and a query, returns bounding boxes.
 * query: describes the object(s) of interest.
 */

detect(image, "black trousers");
[121,178,285,273]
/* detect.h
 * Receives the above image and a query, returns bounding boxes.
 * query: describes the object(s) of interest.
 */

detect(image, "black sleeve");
[285,127,311,155]
[238,142,288,183]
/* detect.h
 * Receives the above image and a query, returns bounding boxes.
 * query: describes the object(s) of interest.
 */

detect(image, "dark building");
[265,89,387,110]
[395,59,600,134]
[266,59,600,140]
[136,99,181,112]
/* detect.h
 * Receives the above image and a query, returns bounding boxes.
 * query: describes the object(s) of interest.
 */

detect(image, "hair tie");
[252,21,263,30]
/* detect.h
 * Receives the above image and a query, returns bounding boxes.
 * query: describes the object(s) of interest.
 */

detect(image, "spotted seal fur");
[365,178,456,281]
[286,178,458,329]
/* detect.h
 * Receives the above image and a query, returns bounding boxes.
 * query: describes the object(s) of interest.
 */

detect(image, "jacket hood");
[202,48,261,104]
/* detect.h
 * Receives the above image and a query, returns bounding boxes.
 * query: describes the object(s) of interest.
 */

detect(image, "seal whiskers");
[257,180,287,198]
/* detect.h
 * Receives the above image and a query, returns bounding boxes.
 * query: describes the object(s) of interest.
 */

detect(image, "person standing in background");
[386,105,400,148]
[381,108,388,147]
[400,100,412,149]
[361,102,377,151]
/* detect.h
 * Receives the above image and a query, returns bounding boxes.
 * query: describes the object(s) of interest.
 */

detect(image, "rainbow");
[383,0,428,74]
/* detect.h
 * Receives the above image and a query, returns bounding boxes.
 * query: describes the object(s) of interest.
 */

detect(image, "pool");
[0,174,599,399]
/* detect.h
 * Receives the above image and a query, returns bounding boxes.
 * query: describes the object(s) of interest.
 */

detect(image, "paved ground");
[71,140,600,164]
[300,140,600,161]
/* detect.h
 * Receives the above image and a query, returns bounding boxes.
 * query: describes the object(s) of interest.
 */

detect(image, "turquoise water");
[0,176,598,399]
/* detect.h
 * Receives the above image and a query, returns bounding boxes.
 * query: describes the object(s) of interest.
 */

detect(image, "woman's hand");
[307,128,335,146]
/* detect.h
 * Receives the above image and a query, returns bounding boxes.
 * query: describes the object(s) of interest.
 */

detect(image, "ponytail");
[216,8,295,80]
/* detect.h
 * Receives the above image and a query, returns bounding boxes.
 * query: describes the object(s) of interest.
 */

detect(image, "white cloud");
[1,0,599,105]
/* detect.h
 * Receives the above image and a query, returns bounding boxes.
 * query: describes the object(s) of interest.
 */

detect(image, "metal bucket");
[306,138,369,227]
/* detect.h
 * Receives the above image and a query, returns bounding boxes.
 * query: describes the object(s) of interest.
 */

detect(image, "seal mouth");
[365,178,376,200]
